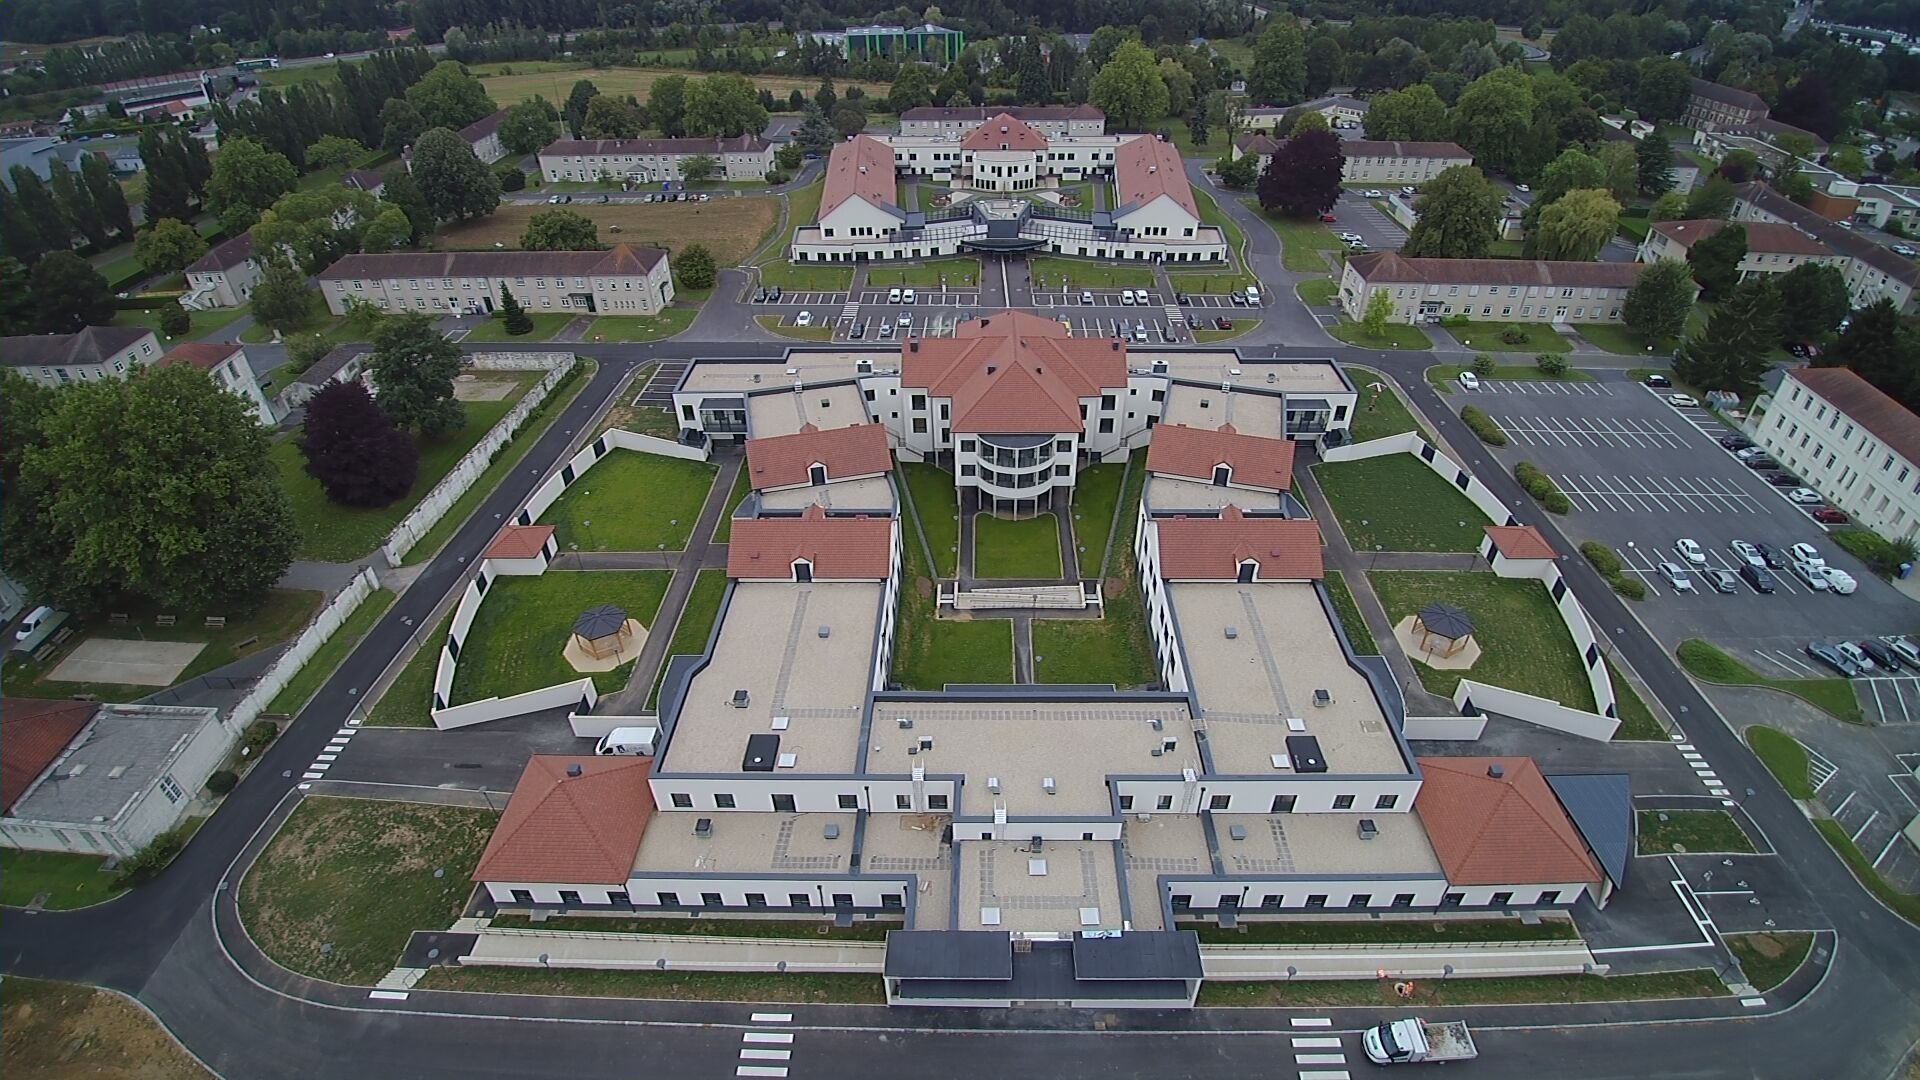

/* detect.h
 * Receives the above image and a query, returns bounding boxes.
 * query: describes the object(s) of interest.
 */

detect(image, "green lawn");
[539,451,718,552]
[1070,462,1127,577]
[900,462,960,577]
[1343,367,1430,443]
[1369,571,1597,710]
[646,568,727,710]
[892,524,1013,687]
[1254,206,1347,272]
[237,796,499,984]
[366,612,451,727]
[1169,270,1257,293]
[754,313,836,339]
[450,570,669,703]
[1200,968,1724,1007]
[1167,187,1256,293]
[1746,725,1814,799]
[1297,278,1338,306]
[1324,571,1378,655]
[1442,321,1573,352]
[461,312,573,342]
[1726,932,1813,991]
[712,463,753,543]
[1035,449,1154,686]
[237,291,358,345]
[756,259,854,290]
[1813,818,1920,926]
[112,303,250,342]
[1677,640,1863,724]
[1312,455,1490,553]
[1029,256,1156,289]
[974,513,1063,579]
[1180,919,1577,945]
[1430,363,1593,386]
[266,588,397,717]
[866,257,980,288]
[760,180,823,263]
[1329,320,1433,349]
[584,309,697,341]
[1578,321,1673,356]
[0,850,122,909]
[2,589,324,703]
[1638,809,1756,855]
[489,913,897,940]
[1607,656,1667,740]
[273,373,537,561]
[1194,318,1258,342]
[417,966,886,1003]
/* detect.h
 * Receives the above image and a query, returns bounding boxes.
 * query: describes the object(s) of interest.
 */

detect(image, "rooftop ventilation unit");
[818,625,831,638]
[1358,818,1379,840]
[919,735,934,751]
[1043,777,1057,794]
[987,776,1001,793]
[694,818,713,836]
[1151,358,1169,374]
[1488,763,1505,779]
[824,823,841,840]
[857,360,872,373]
[1313,688,1332,707]
[1224,625,1238,639]
[566,763,583,777]
[1162,737,1178,753]
[897,717,913,729]
[731,689,751,708]
[1150,718,1163,731]
[1229,824,1248,841]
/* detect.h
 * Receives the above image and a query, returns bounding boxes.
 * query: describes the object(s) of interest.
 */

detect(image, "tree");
[205,136,298,234]
[1636,132,1675,195]
[675,244,717,289]
[1362,288,1395,338]
[1257,129,1344,218]
[298,381,419,507]
[1822,300,1919,406]
[3,362,297,613]
[831,102,869,137]
[1532,149,1606,209]
[1775,262,1852,345]
[1683,176,1737,220]
[81,154,134,243]
[138,126,194,224]
[369,311,466,437]
[360,206,413,252]
[582,96,644,139]
[564,80,599,139]
[679,154,718,184]
[1622,260,1696,346]
[683,74,769,138]
[1305,37,1344,98]
[1452,68,1535,178]
[887,66,933,114]
[1635,58,1694,121]
[1364,84,1448,141]
[1648,191,1688,222]
[775,143,806,173]
[405,60,497,131]
[1527,188,1620,261]
[409,128,501,223]
[815,77,838,115]
[1829,145,1869,179]
[1247,18,1306,106]
[157,303,190,339]
[500,98,559,156]
[519,208,602,251]
[0,258,34,336]
[250,259,315,334]
[1675,279,1777,396]
[253,187,383,273]
[648,74,689,137]
[1595,140,1640,203]
[30,252,115,332]
[1291,111,1329,135]
[380,170,435,245]
[1217,152,1259,189]
[134,217,209,277]
[1090,41,1169,130]
[380,97,428,153]
[1158,58,1195,118]
[1686,222,1747,299]
[9,167,70,256]
[1402,165,1502,259]
[496,165,526,193]
[47,160,105,250]
[307,134,368,170]
[795,106,837,155]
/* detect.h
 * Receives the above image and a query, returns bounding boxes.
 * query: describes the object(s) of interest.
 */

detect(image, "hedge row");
[1581,540,1645,600]
[1461,405,1508,446]
[1516,460,1571,514]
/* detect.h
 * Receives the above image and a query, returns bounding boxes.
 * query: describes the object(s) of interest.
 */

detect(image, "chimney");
[1487,763,1505,779]
[986,364,997,374]
[566,763,583,777]
[909,339,920,352]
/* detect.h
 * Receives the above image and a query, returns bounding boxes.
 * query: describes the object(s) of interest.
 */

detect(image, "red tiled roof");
[1146,423,1296,491]
[1348,251,1640,289]
[1415,757,1602,886]
[1153,507,1324,580]
[158,341,243,371]
[472,756,656,885]
[1648,218,1830,256]
[1484,525,1556,561]
[962,113,1049,152]
[727,504,893,579]
[2,699,96,812]
[747,423,893,490]
[1114,136,1198,219]
[1789,367,1920,466]
[900,310,1128,433]
[899,105,1104,122]
[819,135,900,220]
[1343,140,1472,160]
[487,523,555,560]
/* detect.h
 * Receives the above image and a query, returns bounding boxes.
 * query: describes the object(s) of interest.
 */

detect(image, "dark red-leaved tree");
[298,381,419,507]
[1257,127,1346,219]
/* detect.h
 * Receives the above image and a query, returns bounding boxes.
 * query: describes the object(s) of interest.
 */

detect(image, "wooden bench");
[234,635,260,651]
[108,613,129,626]
[31,642,54,663]
[50,626,73,646]
[204,616,226,629]
[155,615,176,627]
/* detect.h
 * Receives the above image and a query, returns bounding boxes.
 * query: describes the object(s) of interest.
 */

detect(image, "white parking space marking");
[1495,415,1686,449]
[1808,748,1839,790]
[1557,475,1760,514]
[740,1050,792,1060]
[1470,379,1612,395]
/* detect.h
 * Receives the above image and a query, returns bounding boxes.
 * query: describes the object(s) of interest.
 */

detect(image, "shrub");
[158,302,191,337]
[1613,576,1647,600]
[1461,405,1508,446]
[1515,460,1571,514]
[1535,353,1568,377]
[1440,313,1470,327]
[1499,327,1530,345]
[765,170,790,185]
[111,823,193,888]
[1582,540,1644,599]
[206,769,239,795]
[241,719,279,756]
[1471,354,1495,376]
[1829,529,1910,578]
[495,166,526,192]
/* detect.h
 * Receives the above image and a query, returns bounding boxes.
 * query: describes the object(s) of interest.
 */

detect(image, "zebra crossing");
[736,1012,796,1077]
[298,721,360,786]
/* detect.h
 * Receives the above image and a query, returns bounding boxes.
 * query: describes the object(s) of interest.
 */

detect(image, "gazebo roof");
[573,603,629,640]
[1417,601,1473,639]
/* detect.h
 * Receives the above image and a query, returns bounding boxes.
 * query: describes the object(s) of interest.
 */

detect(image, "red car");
[1812,507,1850,524]
[1320,213,1338,223]
[1214,315,1234,330]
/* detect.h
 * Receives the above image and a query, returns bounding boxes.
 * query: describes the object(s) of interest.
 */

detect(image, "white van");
[595,726,659,756]
[1244,286,1261,306]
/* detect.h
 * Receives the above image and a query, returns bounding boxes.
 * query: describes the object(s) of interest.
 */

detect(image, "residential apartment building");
[316,245,674,317]
[1682,78,1770,129]
[896,104,1105,138]
[1732,182,1920,313]
[1636,218,1839,280]
[537,134,776,184]
[791,125,1228,264]
[159,341,276,424]
[1850,183,1920,233]
[1341,252,1640,325]
[182,232,263,310]
[1755,366,1920,540]
[0,325,160,386]
[459,108,510,164]
[1232,137,1472,185]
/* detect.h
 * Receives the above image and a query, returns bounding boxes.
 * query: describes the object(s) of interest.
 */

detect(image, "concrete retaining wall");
[461,928,886,973]
[1402,715,1487,740]
[230,567,383,731]
[1452,680,1620,742]
[1200,939,1602,980]
[434,677,599,730]
[568,712,657,739]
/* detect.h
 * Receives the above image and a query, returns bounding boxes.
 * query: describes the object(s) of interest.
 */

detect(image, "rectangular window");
[1490,891,1514,907]
[928,794,949,810]
[1156,795,1174,810]
[1375,794,1398,810]
[701,892,724,907]
[1333,794,1355,810]
[959,439,976,452]
[1391,893,1416,908]
[789,893,812,908]
[1208,794,1231,811]
[671,793,692,808]
[838,794,858,809]
[714,793,736,808]
[1119,795,1134,811]
[1270,794,1296,813]
[896,794,912,809]
[1098,418,1114,434]
[159,775,184,803]
[912,418,928,433]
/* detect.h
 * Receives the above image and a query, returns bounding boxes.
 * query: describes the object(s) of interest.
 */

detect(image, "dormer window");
[809,463,828,486]
[1213,464,1232,487]
[1238,559,1258,583]
[792,558,814,583]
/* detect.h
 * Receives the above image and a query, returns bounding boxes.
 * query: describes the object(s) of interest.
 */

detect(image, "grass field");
[1638,809,1755,855]
[1200,967,1724,1007]
[1194,318,1258,342]
[113,303,249,342]
[1313,454,1490,552]
[1813,818,1920,926]
[1256,207,1347,272]
[1430,363,1593,386]
[866,256,980,288]
[449,570,670,703]
[1443,321,1573,352]
[645,568,728,710]
[1343,367,1431,443]
[0,849,121,909]
[757,259,854,290]
[1746,725,1814,798]
[1181,918,1578,945]
[1029,256,1155,289]
[461,312,572,342]
[237,797,498,984]
[1607,656,1667,740]
[537,450,718,551]
[1678,640,1862,724]
[1578,321,1672,356]
[1726,932,1813,991]
[755,313,835,339]
[892,535,1014,687]
[584,309,697,341]
[271,372,538,561]
[438,200,777,266]
[1324,570,1378,655]
[1297,278,1338,306]
[476,64,888,111]
[266,588,396,717]
[365,612,451,727]
[1035,448,1154,687]
[1370,571,1598,710]
[1070,462,1127,577]
[974,513,1063,578]
[417,966,886,1003]
[1,977,213,1080]
[1329,319,1434,349]
[489,913,897,940]
[901,462,960,577]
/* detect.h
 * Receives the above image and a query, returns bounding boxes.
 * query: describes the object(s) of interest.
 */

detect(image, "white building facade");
[1756,366,1920,540]
[538,135,776,183]
[317,245,675,316]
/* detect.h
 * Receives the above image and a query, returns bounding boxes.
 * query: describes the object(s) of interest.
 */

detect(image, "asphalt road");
[4,334,1920,1079]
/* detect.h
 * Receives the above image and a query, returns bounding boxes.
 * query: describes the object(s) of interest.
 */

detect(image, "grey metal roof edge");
[1157,870,1450,884]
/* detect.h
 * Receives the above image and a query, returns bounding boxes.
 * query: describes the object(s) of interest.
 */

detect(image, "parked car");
[1790,542,1824,566]
[1860,639,1904,670]
[1320,213,1339,223]
[1645,373,1673,388]
[1718,437,1752,452]
[1401,185,1417,195]
[1806,641,1863,677]
[1756,542,1790,570]
[1082,290,1095,304]
[753,287,768,302]
[598,194,611,203]
[1744,456,1780,470]
[878,320,895,338]
[1659,561,1695,592]
[768,285,782,302]
[1676,538,1707,565]
[1813,507,1850,524]
[1363,189,1385,198]
[1730,540,1764,567]
[888,287,902,303]
[1667,393,1699,407]
[902,288,917,305]
[1175,292,1191,305]
[1135,289,1154,305]
[1230,292,1248,306]
[1788,488,1824,504]
[1338,232,1365,243]
[1736,446,1768,460]
[1707,569,1739,594]
[1739,563,1777,593]
[1818,565,1858,594]
[1244,286,1261,306]
[794,310,813,326]
[1894,244,1917,257]
[1883,636,1920,667]
[1792,561,1830,590]
[897,312,913,326]
[1459,371,1480,391]
[1516,183,1532,193]
[1214,315,1233,330]
[1764,472,1802,487]
[847,321,864,339]
[1121,290,1135,305]
[1835,640,1875,669]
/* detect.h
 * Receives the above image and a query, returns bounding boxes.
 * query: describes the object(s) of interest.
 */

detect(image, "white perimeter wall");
[1402,715,1488,740]
[517,430,713,530]
[1451,681,1620,741]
